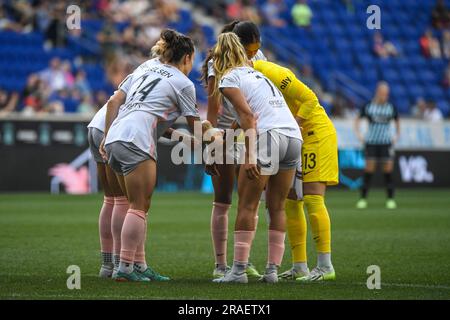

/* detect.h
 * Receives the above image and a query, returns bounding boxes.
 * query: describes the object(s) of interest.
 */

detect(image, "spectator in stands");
[443,30,450,59]
[61,61,75,89]
[34,0,51,33]
[74,70,92,97]
[45,2,67,48]
[420,29,442,58]
[431,0,450,29]
[424,101,444,122]
[291,0,313,28]
[77,95,96,116]
[442,62,450,88]
[0,87,19,115]
[411,97,427,119]
[46,100,64,114]
[227,0,261,24]
[155,0,179,22]
[261,0,286,27]
[38,58,67,93]
[0,5,22,32]
[21,74,45,114]
[240,0,261,25]
[94,90,108,109]
[373,32,398,58]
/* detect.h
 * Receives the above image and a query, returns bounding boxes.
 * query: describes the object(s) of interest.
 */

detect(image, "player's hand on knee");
[205,164,220,176]
[244,163,260,180]
[99,137,108,162]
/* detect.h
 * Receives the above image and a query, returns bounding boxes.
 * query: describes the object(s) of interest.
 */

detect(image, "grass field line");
[355,282,450,290]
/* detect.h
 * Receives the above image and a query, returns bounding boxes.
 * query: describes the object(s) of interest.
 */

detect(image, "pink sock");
[268,230,286,266]
[234,230,255,263]
[112,196,129,256]
[99,196,114,253]
[120,209,147,263]
[134,220,147,264]
[211,202,230,266]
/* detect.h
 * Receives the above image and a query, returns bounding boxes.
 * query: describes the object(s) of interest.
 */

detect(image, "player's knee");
[304,194,325,213]
[214,191,233,205]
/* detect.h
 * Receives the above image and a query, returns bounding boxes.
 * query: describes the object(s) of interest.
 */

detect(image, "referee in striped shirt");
[354,82,400,209]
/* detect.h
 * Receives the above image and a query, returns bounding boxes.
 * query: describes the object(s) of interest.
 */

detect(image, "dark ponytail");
[151,29,195,64]
[201,20,261,84]
[231,21,261,46]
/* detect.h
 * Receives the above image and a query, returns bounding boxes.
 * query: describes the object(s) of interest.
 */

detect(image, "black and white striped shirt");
[360,102,398,145]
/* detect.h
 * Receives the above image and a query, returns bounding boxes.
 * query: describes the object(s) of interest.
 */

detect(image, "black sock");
[361,172,373,199]
[384,173,394,199]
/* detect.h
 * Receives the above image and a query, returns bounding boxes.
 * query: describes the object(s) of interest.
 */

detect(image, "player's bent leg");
[211,164,234,277]
[383,159,397,209]
[297,182,335,283]
[259,169,294,283]
[104,165,128,278]
[97,163,114,278]
[357,160,376,209]
[279,191,309,280]
[214,172,268,283]
[116,160,156,282]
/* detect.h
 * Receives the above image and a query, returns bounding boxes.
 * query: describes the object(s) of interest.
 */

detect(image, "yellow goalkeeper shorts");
[301,130,339,186]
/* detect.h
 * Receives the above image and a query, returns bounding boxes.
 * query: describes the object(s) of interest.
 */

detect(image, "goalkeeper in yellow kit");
[253,60,338,282]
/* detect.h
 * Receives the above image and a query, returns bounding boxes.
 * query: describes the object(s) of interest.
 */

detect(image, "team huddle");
[87,21,339,283]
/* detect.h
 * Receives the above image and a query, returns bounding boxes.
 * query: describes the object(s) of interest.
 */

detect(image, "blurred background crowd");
[0,0,449,122]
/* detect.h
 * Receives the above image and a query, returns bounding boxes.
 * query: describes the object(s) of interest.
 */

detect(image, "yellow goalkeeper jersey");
[253,60,335,139]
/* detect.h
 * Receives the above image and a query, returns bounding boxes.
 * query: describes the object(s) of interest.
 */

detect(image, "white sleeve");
[177,84,198,117]
[118,74,133,95]
[218,70,240,89]
[252,50,267,62]
[207,59,215,78]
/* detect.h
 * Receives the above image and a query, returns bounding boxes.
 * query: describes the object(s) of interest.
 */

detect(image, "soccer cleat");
[296,266,336,283]
[213,270,248,283]
[245,262,261,278]
[356,199,368,209]
[259,271,278,283]
[278,267,310,280]
[136,266,170,281]
[114,270,150,282]
[386,199,397,209]
[213,265,231,279]
[99,264,114,278]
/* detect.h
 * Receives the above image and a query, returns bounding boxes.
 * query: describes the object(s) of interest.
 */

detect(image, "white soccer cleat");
[259,271,278,283]
[99,265,114,278]
[278,267,310,280]
[213,270,248,283]
[212,265,231,279]
[296,266,336,282]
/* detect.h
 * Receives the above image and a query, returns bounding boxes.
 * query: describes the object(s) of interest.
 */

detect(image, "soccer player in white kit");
[99,29,200,282]
[211,33,303,283]
[201,20,266,279]
[87,101,130,279]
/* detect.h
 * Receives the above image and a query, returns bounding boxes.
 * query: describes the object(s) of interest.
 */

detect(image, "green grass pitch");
[0,189,449,300]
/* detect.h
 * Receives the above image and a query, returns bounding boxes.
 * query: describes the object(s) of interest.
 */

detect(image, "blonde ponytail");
[212,32,249,96]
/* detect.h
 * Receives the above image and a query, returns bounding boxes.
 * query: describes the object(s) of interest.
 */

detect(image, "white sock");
[113,254,120,270]
[317,253,332,269]
[265,263,278,274]
[119,261,133,274]
[293,262,309,273]
[232,261,247,274]
[134,262,147,272]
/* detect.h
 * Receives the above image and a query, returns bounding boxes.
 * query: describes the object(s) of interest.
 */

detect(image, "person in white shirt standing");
[99,29,200,282]
[211,33,303,283]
